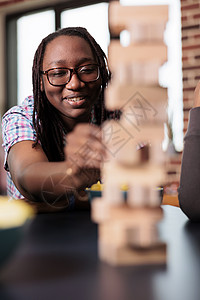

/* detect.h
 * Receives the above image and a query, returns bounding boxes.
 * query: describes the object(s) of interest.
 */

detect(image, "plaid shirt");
[1,96,78,209]
[1,96,36,199]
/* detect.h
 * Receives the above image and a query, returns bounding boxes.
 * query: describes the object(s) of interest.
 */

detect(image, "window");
[120,0,183,151]
[17,10,55,104]
[61,3,109,55]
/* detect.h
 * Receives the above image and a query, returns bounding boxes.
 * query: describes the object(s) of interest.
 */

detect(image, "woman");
[179,81,200,221]
[2,27,119,211]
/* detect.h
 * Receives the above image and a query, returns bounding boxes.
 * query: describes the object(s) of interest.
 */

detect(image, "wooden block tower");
[91,1,169,266]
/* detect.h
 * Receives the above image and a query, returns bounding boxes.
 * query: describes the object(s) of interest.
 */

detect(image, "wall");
[181,0,200,134]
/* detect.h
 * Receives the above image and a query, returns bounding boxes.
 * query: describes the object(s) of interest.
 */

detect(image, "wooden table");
[0,205,200,300]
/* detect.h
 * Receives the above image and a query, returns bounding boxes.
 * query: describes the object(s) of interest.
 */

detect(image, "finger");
[65,124,102,153]
[75,123,102,142]
[67,152,102,170]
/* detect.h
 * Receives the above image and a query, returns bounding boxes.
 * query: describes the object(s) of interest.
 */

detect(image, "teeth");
[67,97,84,102]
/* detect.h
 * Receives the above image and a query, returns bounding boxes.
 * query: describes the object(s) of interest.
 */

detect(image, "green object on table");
[87,190,127,202]
[87,188,163,203]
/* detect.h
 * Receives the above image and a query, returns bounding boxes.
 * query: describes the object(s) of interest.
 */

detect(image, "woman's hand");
[194,80,200,107]
[64,123,106,189]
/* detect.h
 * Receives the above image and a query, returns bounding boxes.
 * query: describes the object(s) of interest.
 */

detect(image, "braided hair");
[32,27,119,162]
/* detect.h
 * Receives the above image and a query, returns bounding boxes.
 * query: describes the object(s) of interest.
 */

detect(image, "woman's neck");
[62,114,91,133]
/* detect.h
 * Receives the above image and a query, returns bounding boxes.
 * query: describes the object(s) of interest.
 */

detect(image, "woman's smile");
[62,94,87,107]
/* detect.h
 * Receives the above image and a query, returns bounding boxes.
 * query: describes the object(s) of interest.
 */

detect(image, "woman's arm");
[7,124,105,209]
[178,81,200,221]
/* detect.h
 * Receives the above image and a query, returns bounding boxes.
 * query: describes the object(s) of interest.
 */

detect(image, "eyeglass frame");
[40,64,101,87]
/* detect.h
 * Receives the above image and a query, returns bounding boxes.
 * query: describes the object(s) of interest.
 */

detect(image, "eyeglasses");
[41,64,100,87]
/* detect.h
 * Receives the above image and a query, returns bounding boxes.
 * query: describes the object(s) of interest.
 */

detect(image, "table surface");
[0,205,200,300]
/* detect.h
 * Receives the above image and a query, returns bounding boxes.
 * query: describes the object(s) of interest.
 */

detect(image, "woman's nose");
[65,72,83,90]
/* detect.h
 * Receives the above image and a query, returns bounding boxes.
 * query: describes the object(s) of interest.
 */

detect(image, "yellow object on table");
[0,196,34,228]
[90,181,103,191]
[90,181,129,192]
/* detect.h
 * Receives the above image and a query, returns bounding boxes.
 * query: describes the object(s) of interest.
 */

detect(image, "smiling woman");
[1,27,120,211]
[39,35,102,129]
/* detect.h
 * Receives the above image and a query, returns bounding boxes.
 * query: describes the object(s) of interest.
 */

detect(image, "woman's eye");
[80,66,95,73]
[51,70,66,77]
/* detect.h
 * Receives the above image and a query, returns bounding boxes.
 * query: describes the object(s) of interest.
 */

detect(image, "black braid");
[32,27,120,162]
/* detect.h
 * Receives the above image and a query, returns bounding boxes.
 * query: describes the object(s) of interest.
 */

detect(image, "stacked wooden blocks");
[91,1,169,266]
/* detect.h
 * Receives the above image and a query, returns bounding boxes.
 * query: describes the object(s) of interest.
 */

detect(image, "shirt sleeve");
[1,107,36,172]
[178,107,200,221]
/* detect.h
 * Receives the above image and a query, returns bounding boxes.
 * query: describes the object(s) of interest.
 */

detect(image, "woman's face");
[41,35,101,128]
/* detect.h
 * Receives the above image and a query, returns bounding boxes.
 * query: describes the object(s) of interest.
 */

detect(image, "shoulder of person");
[2,96,34,120]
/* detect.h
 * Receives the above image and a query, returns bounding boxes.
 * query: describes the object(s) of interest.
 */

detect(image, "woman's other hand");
[64,123,105,189]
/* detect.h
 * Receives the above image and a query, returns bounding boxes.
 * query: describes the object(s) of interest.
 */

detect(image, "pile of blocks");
[92,1,169,266]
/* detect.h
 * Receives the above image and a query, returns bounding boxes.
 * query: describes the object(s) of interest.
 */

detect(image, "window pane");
[61,3,109,55]
[120,0,183,151]
[17,10,55,105]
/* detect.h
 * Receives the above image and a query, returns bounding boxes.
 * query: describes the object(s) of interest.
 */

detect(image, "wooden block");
[149,143,166,166]
[98,239,166,266]
[118,122,165,145]
[108,41,167,70]
[105,83,168,123]
[92,203,166,265]
[92,201,164,224]
[109,61,161,85]
[119,120,166,143]
[109,2,169,36]
[127,185,161,207]
[129,22,167,44]
[103,183,124,205]
[149,187,163,207]
[97,215,166,265]
[126,223,160,248]
[103,121,165,164]
[98,220,160,249]
[103,161,166,188]
[127,185,149,207]
[102,120,148,166]
[98,222,128,246]
[94,206,163,248]
[111,144,151,167]
[111,130,166,167]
